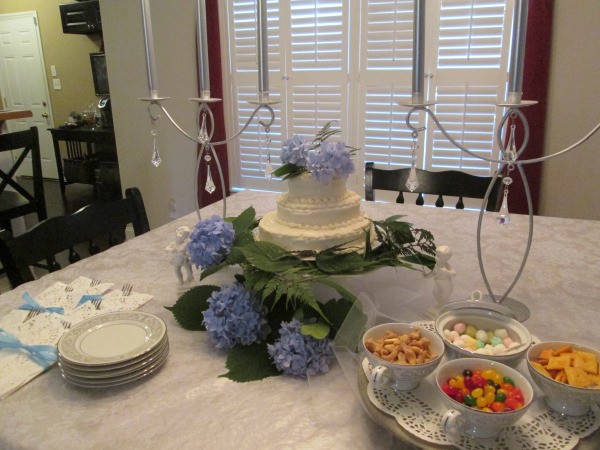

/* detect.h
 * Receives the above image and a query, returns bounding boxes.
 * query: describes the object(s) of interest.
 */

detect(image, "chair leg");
[89,240,101,255]
[48,257,61,272]
[69,248,81,263]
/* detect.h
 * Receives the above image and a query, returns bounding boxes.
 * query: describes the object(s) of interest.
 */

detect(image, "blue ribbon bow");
[76,294,103,307]
[0,329,57,370]
[18,293,64,315]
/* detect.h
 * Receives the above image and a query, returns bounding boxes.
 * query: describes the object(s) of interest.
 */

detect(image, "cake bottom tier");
[258,211,372,252]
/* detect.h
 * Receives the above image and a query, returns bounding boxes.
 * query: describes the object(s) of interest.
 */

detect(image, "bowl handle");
[368,365,391,388]
[441,409,462,437]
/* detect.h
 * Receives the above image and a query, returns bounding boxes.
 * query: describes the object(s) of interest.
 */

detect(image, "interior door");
[0,11,58,179]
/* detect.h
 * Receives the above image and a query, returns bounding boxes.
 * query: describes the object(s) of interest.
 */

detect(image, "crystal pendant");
[204,154,216,194]
[496,192,510,225]
[265,157,273,180]
[199,114,209,144]
[151,137,162,167]
[205,169,216,194]
[406,166,419,192]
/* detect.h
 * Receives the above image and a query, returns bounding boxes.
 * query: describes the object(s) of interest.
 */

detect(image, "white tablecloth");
[1,190,599,449]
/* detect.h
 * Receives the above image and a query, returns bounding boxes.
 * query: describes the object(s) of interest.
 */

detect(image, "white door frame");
[0,11,57,179]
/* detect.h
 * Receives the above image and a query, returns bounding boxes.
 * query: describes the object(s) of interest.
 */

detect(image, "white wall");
[100,0,199,229]
[538,0,600,220]
[100,1,600,228]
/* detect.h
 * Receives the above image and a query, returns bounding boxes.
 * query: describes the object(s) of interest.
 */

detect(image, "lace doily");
[363,321,600,449]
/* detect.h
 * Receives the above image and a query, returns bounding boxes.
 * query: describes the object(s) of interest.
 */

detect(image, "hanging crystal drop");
[496,191,510,225]
[150,129,162,167]
[406,134,420,192]
[406,166,419,192]
[265,156,273,180]
[504,124,518,163]
[264,130,273,179]
[199,113,209,144]
[204,154,216,194]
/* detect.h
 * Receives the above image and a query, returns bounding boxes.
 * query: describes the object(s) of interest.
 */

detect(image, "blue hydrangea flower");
[281,135,309,167]
[202,282,269,350]
[267,319,334,377]
[307,141,354,184]
[187,215,235,269]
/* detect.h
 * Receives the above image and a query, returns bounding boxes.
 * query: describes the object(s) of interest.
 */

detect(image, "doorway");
[0,11,58,179]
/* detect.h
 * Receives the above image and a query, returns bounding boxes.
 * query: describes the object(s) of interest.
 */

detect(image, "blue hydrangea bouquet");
[166,125,436,382]
[271,121,357,183]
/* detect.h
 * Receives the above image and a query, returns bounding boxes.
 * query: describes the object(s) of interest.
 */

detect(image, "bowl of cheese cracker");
[526,341,600,416]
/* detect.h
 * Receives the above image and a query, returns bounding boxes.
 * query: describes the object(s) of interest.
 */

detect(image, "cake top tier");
[286,173,348,199]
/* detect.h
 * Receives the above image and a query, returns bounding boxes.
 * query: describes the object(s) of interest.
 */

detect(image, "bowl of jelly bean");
[435,358,534,439]
[435,307,531,366]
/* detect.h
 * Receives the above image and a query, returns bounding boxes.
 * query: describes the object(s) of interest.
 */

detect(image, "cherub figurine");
[432,245,456,306]
[165,226,194,285]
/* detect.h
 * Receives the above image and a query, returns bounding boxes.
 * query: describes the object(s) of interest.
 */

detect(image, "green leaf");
[199,262,227,280]
[315,251,378,274]
[219,343,281,382]
[230,206,256,234]
[241,241,303,273]
[300,322,330,339]
[286,281,326,321]
[271,163,307,180]
[164,285,219,330]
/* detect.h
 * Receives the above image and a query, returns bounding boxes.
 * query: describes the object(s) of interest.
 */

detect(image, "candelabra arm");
[210,104,275,147]
[153,102,202,145]
[516,120,600,165]
[408,105,600,168]
[407,106,522,165]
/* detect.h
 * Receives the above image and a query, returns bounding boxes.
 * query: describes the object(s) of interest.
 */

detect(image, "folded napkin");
[0,276,153,399]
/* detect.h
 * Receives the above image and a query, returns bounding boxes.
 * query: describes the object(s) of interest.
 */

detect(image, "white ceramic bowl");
[436,358,534,439]
[526,341,600,416]
[435,307,531,366]
[362,322,444,391]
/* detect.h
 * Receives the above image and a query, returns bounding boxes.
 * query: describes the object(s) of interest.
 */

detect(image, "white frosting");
[258,173,372,252]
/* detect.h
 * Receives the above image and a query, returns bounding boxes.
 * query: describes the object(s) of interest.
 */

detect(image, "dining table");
[0,189,599,450]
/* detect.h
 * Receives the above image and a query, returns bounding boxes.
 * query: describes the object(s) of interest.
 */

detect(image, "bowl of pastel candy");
[435,307,531,365]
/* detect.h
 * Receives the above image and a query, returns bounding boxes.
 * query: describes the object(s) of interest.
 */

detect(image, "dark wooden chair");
[0,127,47,232]
[365,162,503,211]
[0,187,150,288]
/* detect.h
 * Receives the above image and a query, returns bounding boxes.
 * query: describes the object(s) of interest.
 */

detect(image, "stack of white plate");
[57,311,169,388]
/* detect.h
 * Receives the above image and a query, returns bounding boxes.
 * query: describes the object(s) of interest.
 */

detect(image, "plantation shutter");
[222,0,512,192]
[224,0,348,192]
[425,0,510,174]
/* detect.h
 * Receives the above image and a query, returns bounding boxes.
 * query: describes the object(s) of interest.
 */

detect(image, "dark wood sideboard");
[49,126,120,199]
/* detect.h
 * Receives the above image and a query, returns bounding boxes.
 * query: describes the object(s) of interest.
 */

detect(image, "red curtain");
[197,0,230,208]
[509,0,554,214]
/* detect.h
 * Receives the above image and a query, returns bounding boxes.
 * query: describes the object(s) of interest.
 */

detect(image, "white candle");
[411,0,425,104]
[197,0,211,99]
[141,0,159,98]
[507,0,529,102]
[256,0,269,100]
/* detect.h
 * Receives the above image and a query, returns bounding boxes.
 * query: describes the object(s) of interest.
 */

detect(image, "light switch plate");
[53,79,62,90]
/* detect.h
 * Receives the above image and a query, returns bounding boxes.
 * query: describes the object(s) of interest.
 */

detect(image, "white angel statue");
[432,245,456,307]
[165,225,194,286]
